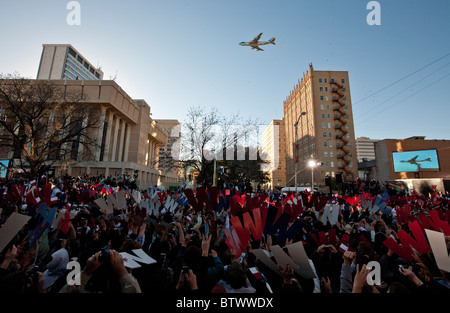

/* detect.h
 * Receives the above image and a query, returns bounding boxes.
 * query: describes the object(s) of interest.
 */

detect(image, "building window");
[344,105,348,110]
[68,48,76,58]
[329,141,333,148]
[320,96,324,100]
[330,152,334,157]
[327,114,331,118]
[328,123,331,128]
[331,162,334,168]
[342,87,346,92]
[329,132,332,137]
[320,87,323,91]
[321,104,324,110]
[324,78,327,83]
[341,78,345,84]
[324,142,328,147]
[323,132,327,138]
[322,113,325,118]
[322,123,326,128]
[325,162,329,167]
[324,152,328,157]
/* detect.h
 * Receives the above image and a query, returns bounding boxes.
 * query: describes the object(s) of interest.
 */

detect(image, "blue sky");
[1,0,449,140]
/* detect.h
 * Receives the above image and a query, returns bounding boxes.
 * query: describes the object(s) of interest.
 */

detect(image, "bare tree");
[0,74,101,179]
[174,105,266,186]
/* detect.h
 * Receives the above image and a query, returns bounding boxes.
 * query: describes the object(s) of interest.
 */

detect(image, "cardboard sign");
[164,195,179,213]
[383,220,430,262]
[132,190,142,204]
[321,204,340,225]
[107,190,126,211]
[252,243,316,279]
[285,241,316,279]
[120,249,157,269]
[251,248,282,277]
[94,197,111,214]
[183,188,202,211]
[418,210,450,236]
[94,190,126,214]
[425,229,450,272]
[270,245,301,274]
[0,213,31,252]
[224,227,244,258]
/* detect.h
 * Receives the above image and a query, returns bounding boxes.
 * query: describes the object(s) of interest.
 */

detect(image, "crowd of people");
[0,174,449,295]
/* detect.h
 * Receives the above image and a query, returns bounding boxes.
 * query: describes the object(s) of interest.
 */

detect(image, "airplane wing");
[411,155,418,161]
[249,33,263,44]
[253,46,264,51]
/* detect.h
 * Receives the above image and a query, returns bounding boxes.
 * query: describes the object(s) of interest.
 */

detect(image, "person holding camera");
[59,247,141,293]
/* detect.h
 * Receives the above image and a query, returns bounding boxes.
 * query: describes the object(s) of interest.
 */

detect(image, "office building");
[261,119,286,190]
[1,44,178,188]
[283,63,358,188]
[37,44,103,80]
[356,137,379,162]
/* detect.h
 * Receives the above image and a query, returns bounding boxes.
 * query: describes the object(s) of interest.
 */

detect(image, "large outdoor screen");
[392,149,440,172]
[0,160,9,178]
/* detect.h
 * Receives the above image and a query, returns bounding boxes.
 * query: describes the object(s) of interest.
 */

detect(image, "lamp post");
[294,112,307,194]
[308,159,320,192]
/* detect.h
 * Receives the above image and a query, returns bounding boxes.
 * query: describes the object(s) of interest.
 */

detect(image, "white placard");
[0,213,31,252]
[425,229,450,272]
[285,242,316,279]
[120,248,157,269]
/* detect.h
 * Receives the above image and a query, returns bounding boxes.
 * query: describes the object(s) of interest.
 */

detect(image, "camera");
[182,265,190,273]
[99,246,111,263]
[25,265,41,284]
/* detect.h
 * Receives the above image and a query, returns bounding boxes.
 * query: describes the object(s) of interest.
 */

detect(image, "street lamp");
[308,159,320,192]
[294,111,307,194]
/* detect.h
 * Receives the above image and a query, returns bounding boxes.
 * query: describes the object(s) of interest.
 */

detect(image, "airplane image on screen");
[239,33,276,51]
[400,155,432,171]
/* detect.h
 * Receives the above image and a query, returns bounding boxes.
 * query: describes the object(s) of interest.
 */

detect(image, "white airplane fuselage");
[239,41,272,47]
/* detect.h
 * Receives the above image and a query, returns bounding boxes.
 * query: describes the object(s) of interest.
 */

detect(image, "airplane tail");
[269,37,276,45]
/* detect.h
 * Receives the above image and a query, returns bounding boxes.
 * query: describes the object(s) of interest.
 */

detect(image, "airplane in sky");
[239,33,276,51]
[400,155,432,170]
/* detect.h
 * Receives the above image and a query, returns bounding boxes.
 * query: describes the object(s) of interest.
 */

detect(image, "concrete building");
[356,137,379,162]
[37,44,103,80]
[1,44,179,188]
[0,79,178,188]
[375,136,450,187]
[283,64,358,188]
[261,119,286,190]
